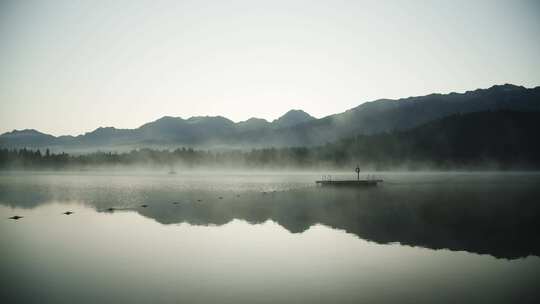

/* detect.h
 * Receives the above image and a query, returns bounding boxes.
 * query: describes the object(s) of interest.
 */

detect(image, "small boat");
[168,164,177,175]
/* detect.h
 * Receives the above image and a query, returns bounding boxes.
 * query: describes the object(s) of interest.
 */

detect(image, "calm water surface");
[1,172,539,303]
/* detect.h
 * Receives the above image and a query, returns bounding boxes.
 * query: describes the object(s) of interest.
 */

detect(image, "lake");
[1,171,539,303]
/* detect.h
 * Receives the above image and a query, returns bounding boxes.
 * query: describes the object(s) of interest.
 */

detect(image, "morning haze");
[2,2,540,304]
[1,0,539,135]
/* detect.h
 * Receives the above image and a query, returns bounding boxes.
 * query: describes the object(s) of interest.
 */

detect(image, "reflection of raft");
[316,179,383,187]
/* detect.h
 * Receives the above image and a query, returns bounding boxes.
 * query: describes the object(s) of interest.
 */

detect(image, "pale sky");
[1,0,539,136]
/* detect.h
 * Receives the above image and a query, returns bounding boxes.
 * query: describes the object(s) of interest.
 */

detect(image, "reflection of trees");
[2,182,539,260]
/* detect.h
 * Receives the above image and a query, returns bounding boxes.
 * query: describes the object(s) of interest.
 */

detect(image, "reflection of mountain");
[2,177,539,260]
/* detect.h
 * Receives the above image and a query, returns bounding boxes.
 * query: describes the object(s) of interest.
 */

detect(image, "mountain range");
[1,84,539,152]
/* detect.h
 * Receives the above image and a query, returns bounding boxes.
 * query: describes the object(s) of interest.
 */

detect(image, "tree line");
[0,147,330,170]
[1,111,539,170]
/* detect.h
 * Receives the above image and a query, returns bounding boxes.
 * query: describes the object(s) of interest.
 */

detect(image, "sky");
[1,0,539,136]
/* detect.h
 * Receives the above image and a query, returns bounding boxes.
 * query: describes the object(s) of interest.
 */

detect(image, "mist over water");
[1,171,539,303]
[2,0,539,302]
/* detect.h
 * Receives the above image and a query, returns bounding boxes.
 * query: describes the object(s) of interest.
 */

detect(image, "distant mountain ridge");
[1,84,539,151]
[271,110,315,128]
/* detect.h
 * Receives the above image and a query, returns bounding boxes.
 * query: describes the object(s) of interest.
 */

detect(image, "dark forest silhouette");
[1,111,539,170]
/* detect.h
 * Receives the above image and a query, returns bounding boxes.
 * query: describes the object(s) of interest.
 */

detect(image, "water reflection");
[1,173,539,259]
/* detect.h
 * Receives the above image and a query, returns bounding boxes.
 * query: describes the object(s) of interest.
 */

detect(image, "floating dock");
[315,179,383,187]
[316,165,382,187]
